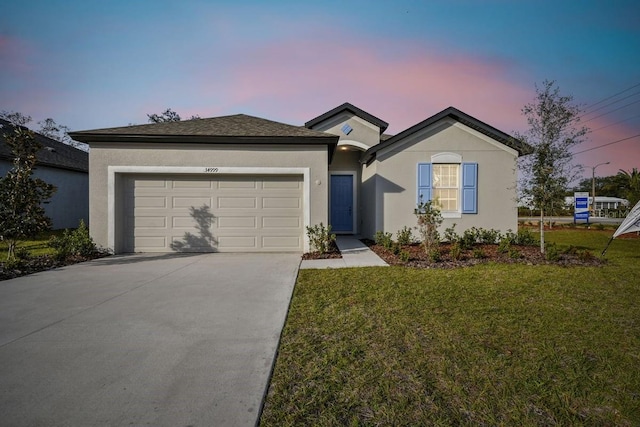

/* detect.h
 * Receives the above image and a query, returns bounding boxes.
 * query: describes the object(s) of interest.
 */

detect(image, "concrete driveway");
[0,253,301,427]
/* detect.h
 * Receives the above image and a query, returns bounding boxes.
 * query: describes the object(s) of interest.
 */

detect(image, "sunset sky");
[1,0,639,180]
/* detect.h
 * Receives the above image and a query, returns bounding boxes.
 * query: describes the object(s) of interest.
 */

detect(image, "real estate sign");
[574,192,590,222]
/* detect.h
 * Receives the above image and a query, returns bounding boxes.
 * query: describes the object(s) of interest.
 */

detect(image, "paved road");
[0,253,300,427]
[519,216,623,225]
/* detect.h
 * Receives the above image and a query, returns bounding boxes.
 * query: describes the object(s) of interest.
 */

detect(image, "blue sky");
[1,0,639,178]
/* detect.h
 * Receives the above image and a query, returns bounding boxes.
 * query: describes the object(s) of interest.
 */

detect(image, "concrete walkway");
[300,235,388,269]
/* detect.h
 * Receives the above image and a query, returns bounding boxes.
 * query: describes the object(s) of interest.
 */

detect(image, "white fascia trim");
[329,170,358,234]
[107,166,311,252]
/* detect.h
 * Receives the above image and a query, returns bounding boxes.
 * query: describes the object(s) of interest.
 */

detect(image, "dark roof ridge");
[69,113,337,141]
[363,106,532,162]
[305,102,389,133]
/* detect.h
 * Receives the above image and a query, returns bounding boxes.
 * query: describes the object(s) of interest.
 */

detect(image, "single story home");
[69,103,531,253]
[0,118,89,230]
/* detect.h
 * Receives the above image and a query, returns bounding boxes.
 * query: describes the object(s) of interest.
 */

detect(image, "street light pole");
[591,161,610,213]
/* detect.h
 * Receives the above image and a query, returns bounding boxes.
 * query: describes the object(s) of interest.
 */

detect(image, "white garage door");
[125,174,303,252]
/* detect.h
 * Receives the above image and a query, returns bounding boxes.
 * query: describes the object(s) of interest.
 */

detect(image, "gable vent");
[341,123,353,135]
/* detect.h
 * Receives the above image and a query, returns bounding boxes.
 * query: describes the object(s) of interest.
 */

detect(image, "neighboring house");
[69,103,531,254]
[0,119,89,230]
[564,196,629,210]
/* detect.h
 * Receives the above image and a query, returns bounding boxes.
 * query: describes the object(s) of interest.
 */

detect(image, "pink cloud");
[196,35,532,135]
[201,33,637,180]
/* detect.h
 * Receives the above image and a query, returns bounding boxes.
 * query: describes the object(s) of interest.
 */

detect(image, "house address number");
[204,167,219,173]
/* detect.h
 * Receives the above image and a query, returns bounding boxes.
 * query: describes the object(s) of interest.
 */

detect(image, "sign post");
[574,192,590,225]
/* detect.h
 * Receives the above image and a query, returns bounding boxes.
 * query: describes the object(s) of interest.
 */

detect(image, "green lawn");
[261,230,640,426]
[0,230,65,257]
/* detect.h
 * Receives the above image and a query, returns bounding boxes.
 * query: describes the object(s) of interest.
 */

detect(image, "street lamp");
[590,161,610,212]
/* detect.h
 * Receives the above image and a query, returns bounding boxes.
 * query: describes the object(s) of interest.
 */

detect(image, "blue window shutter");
[417,163,432,203]
[462,163,478,214]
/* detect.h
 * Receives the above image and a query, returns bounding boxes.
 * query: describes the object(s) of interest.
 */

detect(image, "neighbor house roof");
[69,114,339,145]
[0,119,88,173]
[305,102,389,134]
[363,106,533,162]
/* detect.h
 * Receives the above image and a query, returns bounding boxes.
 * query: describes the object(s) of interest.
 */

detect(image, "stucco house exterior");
[0,119,89,230]
[69,103,531,253]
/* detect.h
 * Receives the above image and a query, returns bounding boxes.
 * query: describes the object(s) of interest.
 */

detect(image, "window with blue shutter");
[461,162,478,214]
[417,163,432,204]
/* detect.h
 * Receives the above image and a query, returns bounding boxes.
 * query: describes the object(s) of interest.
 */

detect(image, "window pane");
[433,164,459,211]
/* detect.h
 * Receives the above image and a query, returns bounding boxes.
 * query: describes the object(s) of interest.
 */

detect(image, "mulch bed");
[0,253,110,281]
[362,240,606,268]
[301,241,342,260]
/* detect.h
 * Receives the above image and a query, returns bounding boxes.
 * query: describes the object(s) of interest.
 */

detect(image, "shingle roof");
[305,102,389,133]
[69,114,338,144]
[0,119,88,173]
[363,106,532,162]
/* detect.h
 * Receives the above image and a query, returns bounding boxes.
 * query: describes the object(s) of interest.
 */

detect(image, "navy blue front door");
[331,175,353,232]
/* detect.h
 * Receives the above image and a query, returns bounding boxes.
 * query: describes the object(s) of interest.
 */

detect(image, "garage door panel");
[127,174,303,253]
[262,236,301,249]
[134,216,166,228]
[172,180,213,189]
[217,216,257,229]
[218,197,257,209]
[218,236,257,248]
[262,217,300,228]
[172,197,211,208]
[172,216,198,228]
[135,197,167,208]
[217,180,258,189]
[136,179,167,188]
[263,197,300,209]
[135,236,166,249]
[262,178,301,189]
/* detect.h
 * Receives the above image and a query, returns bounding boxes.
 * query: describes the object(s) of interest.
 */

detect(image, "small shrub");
[596,223,605,230]
[449,242,462,260]
[49,220,99,261]
[498,238,511,254]
[13,246,31,261]
[509,247,522,259]
[374,231,394,250]
[444,224,459,243]
[473,247,487,259]
[545,242,560,261]
[429,248,441,263]
[567,222,576,229]
[399,250,410,263]
[460,228,478,250]
[516,228,536,246]
[396,226,414,245]
[391,242,402,255]
[563,245,579,255]
[305,222,336,254]
[3,256,25,271]
[478,228,501,244]
[578,249,595,262]
[415,198,443,255]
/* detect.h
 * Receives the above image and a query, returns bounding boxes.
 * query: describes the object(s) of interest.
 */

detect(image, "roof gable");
[305,103,389,134]
[0,119,88,173]
[363,106,532,162]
